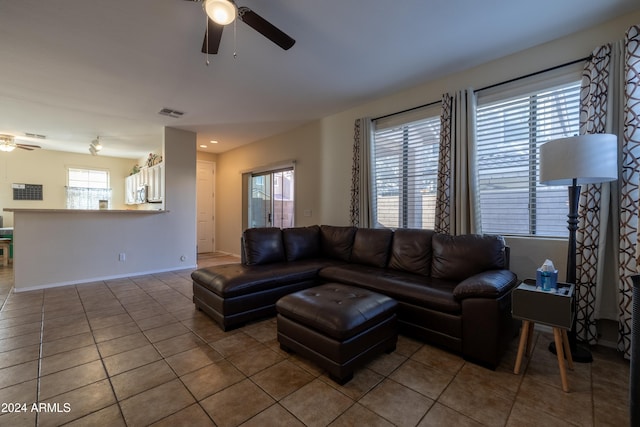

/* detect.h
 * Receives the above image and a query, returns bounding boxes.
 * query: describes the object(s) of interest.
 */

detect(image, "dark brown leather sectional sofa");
[191,225,519,368]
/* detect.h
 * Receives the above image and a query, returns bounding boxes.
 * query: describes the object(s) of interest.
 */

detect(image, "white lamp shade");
[539,134,618,185]
[204,0,237,25]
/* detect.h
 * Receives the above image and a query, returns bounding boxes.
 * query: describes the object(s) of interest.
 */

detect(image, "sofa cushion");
[431,233,506,281]
[388,229,434,276]
[319,264,461,314]
[282,225,321,261]
[320,225,357,261]
[243,228,285,265]
[350,228,393,268]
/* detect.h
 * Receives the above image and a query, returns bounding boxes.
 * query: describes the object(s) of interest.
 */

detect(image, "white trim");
[11,265,197,293]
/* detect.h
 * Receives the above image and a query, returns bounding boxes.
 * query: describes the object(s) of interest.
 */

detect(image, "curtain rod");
[475,54,592,93]
[372,54,592,122]
[373,100,441,121]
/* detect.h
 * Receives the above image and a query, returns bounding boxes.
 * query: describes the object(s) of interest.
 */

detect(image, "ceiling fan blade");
[238,6,295,51]
[201,18,224,54]
[17,144,40,151]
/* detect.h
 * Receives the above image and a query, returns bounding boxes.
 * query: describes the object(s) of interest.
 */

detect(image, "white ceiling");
[0,0,638,159]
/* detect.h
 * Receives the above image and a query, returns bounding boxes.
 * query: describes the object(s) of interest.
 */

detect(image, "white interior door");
[196,160,215,253]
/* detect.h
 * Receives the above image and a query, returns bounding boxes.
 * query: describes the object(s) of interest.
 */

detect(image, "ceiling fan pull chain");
[233,19,237,59]
[205,14,210,66]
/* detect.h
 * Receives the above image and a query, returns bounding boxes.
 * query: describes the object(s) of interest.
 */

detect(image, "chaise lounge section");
[191,225,519,368]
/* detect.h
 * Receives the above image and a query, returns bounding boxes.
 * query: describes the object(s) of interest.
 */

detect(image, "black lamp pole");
[549,178,593,363]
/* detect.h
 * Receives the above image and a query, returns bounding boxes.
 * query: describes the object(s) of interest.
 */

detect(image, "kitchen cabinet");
[125,162,163,205]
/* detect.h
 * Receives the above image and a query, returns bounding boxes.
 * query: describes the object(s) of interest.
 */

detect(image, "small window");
[66,167,112,209]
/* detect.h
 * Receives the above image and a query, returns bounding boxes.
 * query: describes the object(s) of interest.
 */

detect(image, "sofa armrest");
[453,270,518,300]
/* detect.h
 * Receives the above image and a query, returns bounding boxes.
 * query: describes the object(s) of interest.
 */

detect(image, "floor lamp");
[539,133,618,363]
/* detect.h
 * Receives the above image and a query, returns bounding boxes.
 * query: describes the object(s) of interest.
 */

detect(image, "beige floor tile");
[359,379,433,426]
[120,379,195,427]
[209,332,262,357]
[110,359,177,400]
[136,313,179,331]
[0,321,42,340]
[365,350,407,376]
[419,402,483,427]
[0,332,41,353]
[0,378,37,406]
[92,321,142,343]
[0,312,41,329]
[322,367,385,400]
[144,322,190,343]
[410,344,465,375]
[0,343,39,369]
[506,400,575,427]
[40,345,100,376]
[329,403,394,427]
[200,379,275,427]
[389,358,454,400]
[38,379,116,427]
[251,360,316,400]
[394,334,424,357]
[41,332,95,358]
[102,343,162,376]
[241,403,305,427]
[165,345,223,376]
[227,344,284,376]
[281,379,354,427]
[180,359,245,400]
[154,332,205,357]
[39,359,107,400]
[64,404,126,427]
[88,313,134,330]
[96,331,150,358]
[0,410,37,427]
[439,371,515,426]
[516,376,593,426]
[150,404,215,427]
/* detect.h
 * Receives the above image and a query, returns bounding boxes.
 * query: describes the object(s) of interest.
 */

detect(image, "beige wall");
[0,149,135,227]
[215,12,639,280]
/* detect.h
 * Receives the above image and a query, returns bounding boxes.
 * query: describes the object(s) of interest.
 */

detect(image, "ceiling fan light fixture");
[204,0,236,25]
[0,134,17,152]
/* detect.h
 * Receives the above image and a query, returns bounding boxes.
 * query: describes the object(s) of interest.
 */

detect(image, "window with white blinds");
[372,106,440,229]
[476,80,581,237]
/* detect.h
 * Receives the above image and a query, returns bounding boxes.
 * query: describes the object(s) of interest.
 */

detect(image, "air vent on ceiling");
[24,133,46,139]
[158,108,185,119]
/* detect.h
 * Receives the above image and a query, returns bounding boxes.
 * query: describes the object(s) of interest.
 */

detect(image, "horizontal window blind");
[372,109,440,229]
[476,81,581,237]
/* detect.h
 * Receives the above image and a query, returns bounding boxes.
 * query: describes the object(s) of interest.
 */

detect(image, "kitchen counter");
[4,208,167,214]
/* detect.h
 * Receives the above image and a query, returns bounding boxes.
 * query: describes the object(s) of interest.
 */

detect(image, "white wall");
[12,127,197,291]
[0,149,134,227]
[215,11,640,282]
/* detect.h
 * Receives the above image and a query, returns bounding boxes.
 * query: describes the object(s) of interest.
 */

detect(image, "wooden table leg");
[561,329,574,370]
[553,327,570,392]
[525,321,535,357]
[514,320,531,374]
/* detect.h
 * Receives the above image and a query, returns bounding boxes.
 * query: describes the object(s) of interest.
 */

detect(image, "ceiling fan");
[0,134,41,152]
[185,0,296,54]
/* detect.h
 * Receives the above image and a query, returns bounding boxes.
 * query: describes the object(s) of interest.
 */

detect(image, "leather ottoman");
[276,283,398,384]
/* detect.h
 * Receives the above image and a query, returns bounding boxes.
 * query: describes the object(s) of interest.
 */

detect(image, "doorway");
[196,160,215,253]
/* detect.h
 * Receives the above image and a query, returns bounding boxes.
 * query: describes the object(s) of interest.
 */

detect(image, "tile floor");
[0,253,630,426]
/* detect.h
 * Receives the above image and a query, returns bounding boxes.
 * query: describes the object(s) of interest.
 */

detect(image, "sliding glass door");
[248,168,294,228]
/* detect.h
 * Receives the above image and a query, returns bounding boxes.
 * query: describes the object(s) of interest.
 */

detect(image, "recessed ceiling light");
[210,140,218,144]
[199,145,208,148]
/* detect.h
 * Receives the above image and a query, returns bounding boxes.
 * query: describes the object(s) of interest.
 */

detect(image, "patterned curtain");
[434,89,478,235]
[576,25,640,359]
[619,25,640,358]
[575,44,616,344]
[435,94,452,234]
[350,118,373,227]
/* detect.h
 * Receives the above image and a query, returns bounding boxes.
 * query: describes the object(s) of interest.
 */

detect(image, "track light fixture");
[89,136,102,155]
